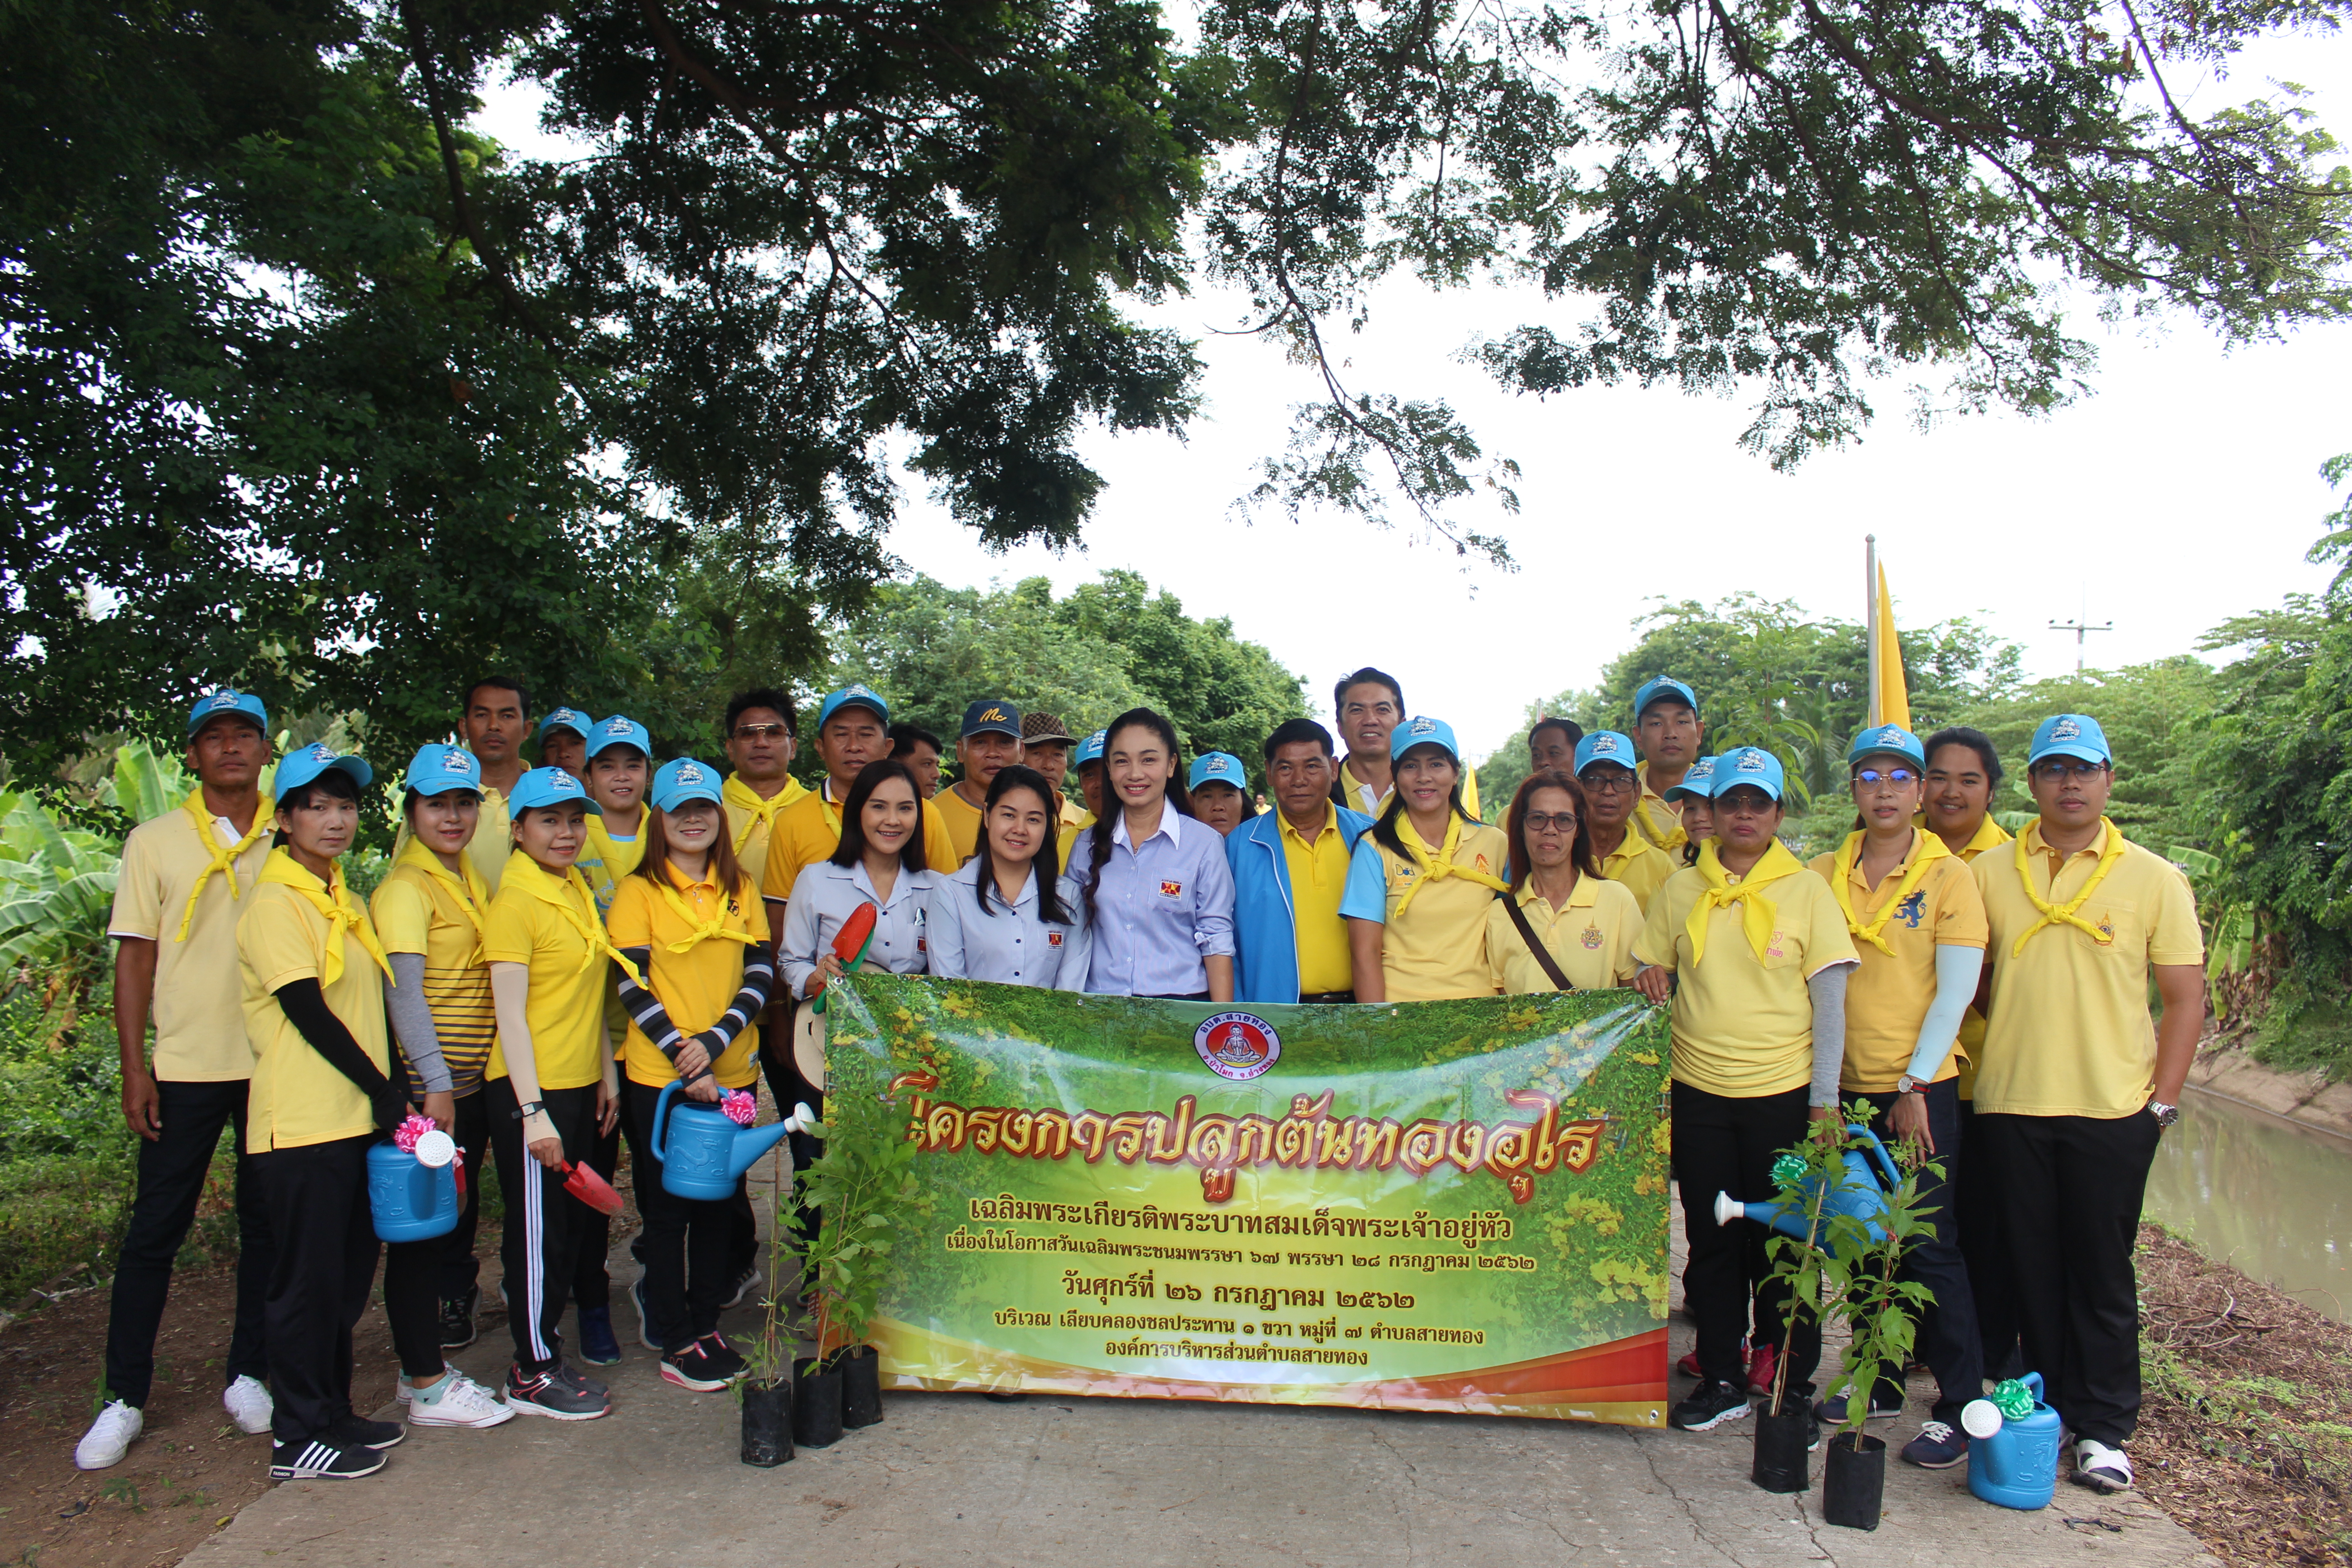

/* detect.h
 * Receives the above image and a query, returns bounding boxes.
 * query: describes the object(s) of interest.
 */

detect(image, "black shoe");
[328,1414,405,1450]
[659,1339,739,1392]
[270,1437,386,1480]
[439,1287,479,1349]
[1669,1379,1753,1432]
[577,1305,622,1367]
[503,1362,610,1421]
[696,1333,747,1381]
[721,1265,760,1310]
[1814,1391,1905,1424]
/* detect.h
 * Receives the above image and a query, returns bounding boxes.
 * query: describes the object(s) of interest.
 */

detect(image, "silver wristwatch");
[2149,1101,2180,1128]
[1895,1073,1925,1095]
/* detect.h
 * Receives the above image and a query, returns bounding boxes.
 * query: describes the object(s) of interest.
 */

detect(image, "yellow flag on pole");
[1871,561,1910,730]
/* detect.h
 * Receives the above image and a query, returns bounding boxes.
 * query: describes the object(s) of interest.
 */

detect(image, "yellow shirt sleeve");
[923,805,961,875]
[1633,875,1680,972]
[484,885,540,967]
[1796,872,1862,975]
[242,891,325,994]
[606,877,653,951]
[743,880,772,942]
[763,810,804,903]
[2148,862,2204,966]
[370,876,433,956]
[108,824,165,939]
[1931,858,1989,951]
[1595,878,1644,985]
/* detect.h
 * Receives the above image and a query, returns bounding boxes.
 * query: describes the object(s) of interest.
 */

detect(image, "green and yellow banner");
[828,975,1673,1426]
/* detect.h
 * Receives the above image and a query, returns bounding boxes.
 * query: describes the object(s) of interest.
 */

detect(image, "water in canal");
[2143,1085,2352,1323]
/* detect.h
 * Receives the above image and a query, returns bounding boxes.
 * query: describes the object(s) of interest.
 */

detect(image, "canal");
[2144,1084,2352,1323]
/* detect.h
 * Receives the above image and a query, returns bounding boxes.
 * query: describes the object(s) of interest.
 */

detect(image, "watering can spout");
[728,1119,793,1179]
[1713,1191,1744,1227]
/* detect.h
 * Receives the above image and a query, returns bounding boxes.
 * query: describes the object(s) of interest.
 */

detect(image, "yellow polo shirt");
[484,852,610,1091]
[931,781,988,866]
[108,801,274,1081]
[1807,835,1988,1093]
[577,808,648,916]
[760,780,960,902]
[1632,763,1690,852]
[1279,806,1356,996]
[371,842,498,1096]
[391,784,513,895]
[1349,822,1511,1001]
[1932,813,2013,1100]
[606,867,770,1090]
[238,876,390,1151]
[1486,876,1643,994]
[1635,863,1859,1098]
[1973,821,2203,1119]
[1337,760,1483,820]
[1597,828,1676,916]
[724,774,809,882]
[1058,802,1093,867]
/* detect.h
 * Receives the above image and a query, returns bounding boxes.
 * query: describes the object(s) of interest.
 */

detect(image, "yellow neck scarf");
[1685,838,1807,965]
[724,774,803,853]
[173,789,274,942]
[1391,813,1509,916]
[258,848,392,985]
[1832,828,1950,956]
[2010,818,2128,957]
[653,863,761,955]
[512,854,642,980]
[1631,765,1689,851]
[394,838,489,963]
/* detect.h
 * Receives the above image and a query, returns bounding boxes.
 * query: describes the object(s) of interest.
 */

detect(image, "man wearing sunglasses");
[1972,714,2205,1499]
[720,688,809,879]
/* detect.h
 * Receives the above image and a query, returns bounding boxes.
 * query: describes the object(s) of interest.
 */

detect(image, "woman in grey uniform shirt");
[930,766,1090,989]
[778,758,941,1000]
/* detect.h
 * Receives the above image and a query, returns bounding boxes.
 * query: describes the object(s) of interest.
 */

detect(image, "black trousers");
[1671,1079,1821,1392]
[488,1079,603,1373]
[251,1135,377,1446]
[570,1102,622,1316]
[1956,1098,2022,1377]
[1976,1107,2162,1446]
[1845,1082,1984,1422]
[628,1083,734,1352]
[759,1021,825,1249]
[103,1078,272,1408]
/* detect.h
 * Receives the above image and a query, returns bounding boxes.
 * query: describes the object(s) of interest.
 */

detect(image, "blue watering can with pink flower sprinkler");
[649,1080,815,1200]
[1711,1124,1904,1245]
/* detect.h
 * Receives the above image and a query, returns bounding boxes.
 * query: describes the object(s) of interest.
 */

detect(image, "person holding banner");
[1340,716,1509,1003]
[1632,747,1858,1433]
[779,757,943,1003]
[1071,709,1236,1001]
[1228,719,1374,1005]
[1577,732,1675,915]
[1485,771,1641,994]
[929,764,1091,989]
[1189,752,1257,836]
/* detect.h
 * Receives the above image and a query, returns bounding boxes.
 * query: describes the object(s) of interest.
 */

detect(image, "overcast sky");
[481,24,2352,763]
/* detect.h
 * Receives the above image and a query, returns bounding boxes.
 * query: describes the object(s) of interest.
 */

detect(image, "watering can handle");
[651,1079,680,1165]
[1847,1123,1905,1191]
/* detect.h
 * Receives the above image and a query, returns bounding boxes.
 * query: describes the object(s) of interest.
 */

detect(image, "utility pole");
[2050,600,2112,675]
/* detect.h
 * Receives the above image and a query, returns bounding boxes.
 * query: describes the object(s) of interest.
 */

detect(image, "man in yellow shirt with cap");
[720,688,808,878]
[1631,676,1701,851]
[1576,731,1675,915]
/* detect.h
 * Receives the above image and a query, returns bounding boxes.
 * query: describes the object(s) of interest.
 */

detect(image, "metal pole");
[1865,534,1880,727]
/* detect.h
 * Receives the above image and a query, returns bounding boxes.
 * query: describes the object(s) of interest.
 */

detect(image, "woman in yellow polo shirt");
[483,766,621,1421]
[1804,726,1989,1468]
[1632,747,1858,1433]
[1485,771,1641,993]
[608,759,775,1394]
[1341,717,1509,1001]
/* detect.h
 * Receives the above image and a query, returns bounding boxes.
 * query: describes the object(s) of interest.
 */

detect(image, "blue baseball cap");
[1389,714,1460,763]
[537,707,591,742]
[187,688,269,740]
[402,744,481,797]
[1663,754,1718,803]
[1712,746,1787,804]
[960,699,1022,740]
[1634,676,1700,719]
[2029,714,2111,767]
[817,685,889,729]
[509,765,599,815]
[1574,731,1638,775]
[1847,724,1927,771]
[1189,751,1247,791]
[274,742,372,798]
[649,757,724,812]
[1075,728,1108,768]
[586,715,650,760]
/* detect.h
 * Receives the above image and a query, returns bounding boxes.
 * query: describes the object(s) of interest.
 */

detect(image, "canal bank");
[2146,1078,2352,1323]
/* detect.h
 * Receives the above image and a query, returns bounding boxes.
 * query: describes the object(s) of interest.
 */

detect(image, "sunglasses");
[732,723,790,741]
[1852,767,1919,785]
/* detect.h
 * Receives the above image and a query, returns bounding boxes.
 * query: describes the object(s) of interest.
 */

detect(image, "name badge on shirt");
[1160,880,1183,898]
[1048,931,1064,947]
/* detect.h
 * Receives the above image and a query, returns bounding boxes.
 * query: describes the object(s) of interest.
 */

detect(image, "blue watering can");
[368,1132,460,1243]
[1712,1124,1903,1244]
[649,1081,814,1200]
[1962,1372,2063,1510]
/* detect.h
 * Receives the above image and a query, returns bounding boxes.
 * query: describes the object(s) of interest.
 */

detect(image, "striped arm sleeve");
[708,946,777,1047]
[614,945,687,1062]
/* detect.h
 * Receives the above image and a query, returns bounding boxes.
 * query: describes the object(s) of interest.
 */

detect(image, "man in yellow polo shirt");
[720,688,808,877]
[1973,714,2204,1498]
[930,699,1024,865]
[1576,731,1675,914]
[1631,676,1701,851]
[762,685,959,909]
[1228,719,1374,1003]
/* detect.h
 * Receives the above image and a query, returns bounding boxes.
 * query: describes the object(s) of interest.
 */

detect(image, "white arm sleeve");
[1905,944,1983,1083]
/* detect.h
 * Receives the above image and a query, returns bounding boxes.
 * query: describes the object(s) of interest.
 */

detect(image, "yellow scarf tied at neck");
[723,774,800,853]
[173,790,275,942]
[393,838,489,964]
[519,859,643,981]
[655,867,762,955]
[1832,828,1951,956]
[2010,817,2128,957]
[1686,838,1808,966]
[1391,813,1510,916]
[258,848,393,985]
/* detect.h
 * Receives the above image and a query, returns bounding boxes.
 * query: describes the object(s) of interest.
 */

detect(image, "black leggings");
[1671,1079,1822,1394]
[628,1082,736,1351]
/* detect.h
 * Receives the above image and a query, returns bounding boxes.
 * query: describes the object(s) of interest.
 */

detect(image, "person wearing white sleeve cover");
[928,765,1092,990]
[778,758,942,1002]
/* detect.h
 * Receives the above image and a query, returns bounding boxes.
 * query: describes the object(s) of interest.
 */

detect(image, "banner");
[827,975,1674,1426]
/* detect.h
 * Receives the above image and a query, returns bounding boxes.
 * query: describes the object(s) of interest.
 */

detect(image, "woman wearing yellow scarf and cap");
[1341,717,1510,1001]
[1632,747,1858,1433]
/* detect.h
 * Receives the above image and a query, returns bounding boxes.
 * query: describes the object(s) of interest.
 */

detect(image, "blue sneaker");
[1902,1420,1968,1469]
[1813,1390,1904,1424]
[577,1305,622,1366]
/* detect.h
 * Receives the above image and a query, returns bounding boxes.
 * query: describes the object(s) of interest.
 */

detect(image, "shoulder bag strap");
[1503,892,1576,992]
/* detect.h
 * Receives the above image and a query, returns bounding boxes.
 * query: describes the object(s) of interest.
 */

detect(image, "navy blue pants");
[1847,1081,1984,1423]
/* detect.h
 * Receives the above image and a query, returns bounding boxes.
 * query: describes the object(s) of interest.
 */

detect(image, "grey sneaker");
[503,1362,610,1421]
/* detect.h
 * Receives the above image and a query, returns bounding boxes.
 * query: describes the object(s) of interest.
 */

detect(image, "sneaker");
[630,1277,661,1350]
[223,1373,274,1436]
[439,1287,480,1349]
[1669,1378,1753,1432]
[1814,1390,1905,1424]
[74,1400,143,1470]
[722,1265,760,1310]
[2073,1439,2133,1494]
[1677,1336,1749,1380]
[1902,1420,1969,1469]
[406,1369,516,1430]
[577,1305,622,1366]
[1744,1343,1779,1400]
[660,1341,734,1392]
[566,1362,610,1398]
[503,1362,611,1421]
[329,1414,405,1450]
[269,1436,385,1480]
[696,1332,747,1381]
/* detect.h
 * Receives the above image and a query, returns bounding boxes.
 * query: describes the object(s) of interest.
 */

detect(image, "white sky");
[478,24,2352,763]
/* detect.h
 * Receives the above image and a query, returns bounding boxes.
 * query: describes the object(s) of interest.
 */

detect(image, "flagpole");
[1865,534,1880,728]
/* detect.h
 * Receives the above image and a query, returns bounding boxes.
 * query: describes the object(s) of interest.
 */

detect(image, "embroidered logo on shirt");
[1581,924,1605,950]
[1895,891,1926,928]
[1047,931,1063,947]
[1194,1012,1281,1081]
[1766,930,1788,959]
[1475,853,1490,872]
[2096,913,2114,940]
[1160,880,1183,898]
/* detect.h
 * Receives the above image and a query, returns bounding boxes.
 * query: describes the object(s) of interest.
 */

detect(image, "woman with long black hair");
[1339,716,1509,1002]
[777,757,942,1002]
[929,764,1091,989]
[1068,708,1235,1000]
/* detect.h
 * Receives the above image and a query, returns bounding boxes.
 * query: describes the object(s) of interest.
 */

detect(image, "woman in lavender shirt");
[1066,709,1236,1000]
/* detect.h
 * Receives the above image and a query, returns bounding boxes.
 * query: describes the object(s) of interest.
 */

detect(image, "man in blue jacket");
[1228,719,1375,1004]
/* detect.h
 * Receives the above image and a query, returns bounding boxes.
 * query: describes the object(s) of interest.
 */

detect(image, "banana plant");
[0,796,121,1048]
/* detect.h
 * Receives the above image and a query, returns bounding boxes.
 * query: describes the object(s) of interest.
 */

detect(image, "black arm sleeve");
[276,977,405,1132]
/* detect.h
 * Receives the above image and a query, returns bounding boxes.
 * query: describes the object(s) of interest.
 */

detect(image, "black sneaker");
[1814,1391,1905,1424]
[503,1362,610,1421]
[660,1340,735,1392]
[270,1437,386,1480]
[439,1287,479,1349]
[1669,1378,1753,1432]
[577,1305,622,1366]
[553,1359,609,1399]
[696,1332,746,1381]
[328,1414,405,1450]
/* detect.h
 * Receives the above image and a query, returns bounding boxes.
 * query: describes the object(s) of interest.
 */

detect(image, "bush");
[0,991,133,1165]
[0,1153,138,1299]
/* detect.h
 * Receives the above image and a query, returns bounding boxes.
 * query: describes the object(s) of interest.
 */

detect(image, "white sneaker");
[75,1400,143,1470]
[406,1368,515,1429]
[223,1374,274,1436]
[2073,1438,2133,1494]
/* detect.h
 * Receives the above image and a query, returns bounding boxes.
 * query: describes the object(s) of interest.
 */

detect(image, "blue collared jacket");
[1225,805,1375,1004]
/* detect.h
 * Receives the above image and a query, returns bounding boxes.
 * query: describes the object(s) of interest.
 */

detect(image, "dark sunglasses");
[732,723,790,740]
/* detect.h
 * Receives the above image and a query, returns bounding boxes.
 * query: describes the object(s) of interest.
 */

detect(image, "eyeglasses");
[1523,812,1578,835]
[732,724,790,741]
[1580,771,1637,794]
[2032,759,2109,782]
[1853,768,1919,786]
[1715,790,1779,814]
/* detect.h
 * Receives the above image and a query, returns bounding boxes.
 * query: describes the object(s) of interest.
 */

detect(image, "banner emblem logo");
[1194,1012,1281,1081]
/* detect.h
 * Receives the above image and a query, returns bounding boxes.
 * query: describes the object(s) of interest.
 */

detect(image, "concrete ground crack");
[1631,1431,1758,1568]
[1367,1427,1421,1566]
[1795,1493,1844,1566]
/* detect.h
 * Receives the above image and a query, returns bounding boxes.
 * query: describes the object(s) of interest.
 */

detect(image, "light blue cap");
[1634,676,1699,718]
[1663,754,1718,803]
[2029,713,2111,766]
[187,688,269,739]
[1388,714,1460,763]
[1076,728,1108,767]
[274,742,372,798]
[1574,731,1638,774]
[586,715,651,760]
[537,707,591,741]
[510,766,599,815]
[402,745,481,797]
[1847,724,1927,771]
[1712,746,1787,803]
[650,757,724,812]
[1189,752,1247,791]
[817,684,889,728]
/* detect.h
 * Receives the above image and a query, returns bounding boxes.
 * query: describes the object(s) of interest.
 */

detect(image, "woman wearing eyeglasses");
[1801,725,1989,1469]
[1485,771,1641,994]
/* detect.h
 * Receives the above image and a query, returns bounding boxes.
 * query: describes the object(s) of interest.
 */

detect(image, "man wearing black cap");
[932,700,1024,866]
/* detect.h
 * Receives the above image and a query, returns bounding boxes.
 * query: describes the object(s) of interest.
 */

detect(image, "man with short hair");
[1631,677,1703,850]
[1528,715,1584,774]
[931,700,1024,865]
[762,686,958,909]
[537,707,591,780]
[721,689,808,878]
[1229,719,1375,1004]
[888,723,945,799]
[78,690,281,1470]
[1577,731,1675,915]
[1331,666,1480,818]
[1972,715,2204,1498]
[1021,710,1089,861]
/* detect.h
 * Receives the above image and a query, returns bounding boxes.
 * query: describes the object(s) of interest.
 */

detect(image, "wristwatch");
[1894,1074,1926,1095]
[2150,1101,2180,1128]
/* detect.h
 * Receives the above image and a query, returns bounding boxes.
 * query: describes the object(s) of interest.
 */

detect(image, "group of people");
[76,664,2202,1504]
